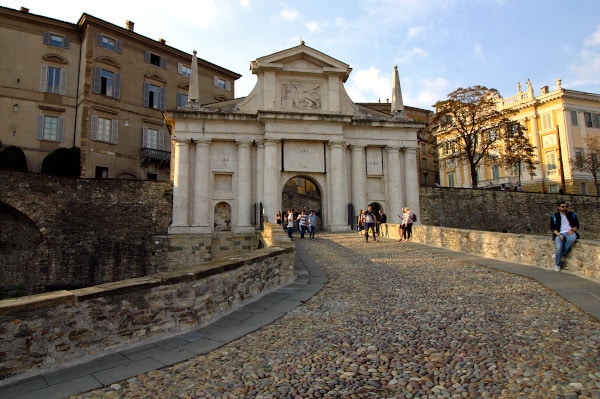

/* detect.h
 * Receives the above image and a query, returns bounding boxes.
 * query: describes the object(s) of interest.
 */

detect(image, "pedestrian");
[398,208,409,241]
[404,207,415,241]
[550,201,580,272]
[357,209,365,237]
[364,205,377,243]
[308,210,317,239]
[286,209,294,240]
[275,210,282,225]
[378,209,387,237]
[297,210,308,239]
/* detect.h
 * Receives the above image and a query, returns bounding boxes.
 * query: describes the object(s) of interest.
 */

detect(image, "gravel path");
[71,232,600,399]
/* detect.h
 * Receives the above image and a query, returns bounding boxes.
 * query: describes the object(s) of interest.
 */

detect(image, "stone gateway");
[167,43,424,259]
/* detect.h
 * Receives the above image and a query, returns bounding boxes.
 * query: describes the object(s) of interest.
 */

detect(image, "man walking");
[364,205,377,243]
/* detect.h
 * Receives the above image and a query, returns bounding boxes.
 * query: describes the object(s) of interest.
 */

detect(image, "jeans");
[554,233,577,266]
[365,222,377,242]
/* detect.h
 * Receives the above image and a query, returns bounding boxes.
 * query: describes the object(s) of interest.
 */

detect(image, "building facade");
[436,79,600,195]
[167,43,424,253]
[0,6,240,180]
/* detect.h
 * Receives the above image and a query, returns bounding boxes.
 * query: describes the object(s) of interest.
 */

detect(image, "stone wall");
[0,170,173,295]
[419,187,600,239]
[0,232,295,385]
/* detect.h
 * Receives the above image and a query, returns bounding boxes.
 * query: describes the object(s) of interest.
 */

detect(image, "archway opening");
[282,176,322,229]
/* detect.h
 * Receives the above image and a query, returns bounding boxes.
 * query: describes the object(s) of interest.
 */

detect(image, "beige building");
[436,79,600,195]
[0,6,240,180]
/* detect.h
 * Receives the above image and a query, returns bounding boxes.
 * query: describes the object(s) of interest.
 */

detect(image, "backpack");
[412,213,417,222]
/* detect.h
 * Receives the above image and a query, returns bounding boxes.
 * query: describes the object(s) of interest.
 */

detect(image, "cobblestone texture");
[70,232,600,399]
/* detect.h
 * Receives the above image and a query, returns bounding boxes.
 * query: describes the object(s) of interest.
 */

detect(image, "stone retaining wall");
[0,230,295,385]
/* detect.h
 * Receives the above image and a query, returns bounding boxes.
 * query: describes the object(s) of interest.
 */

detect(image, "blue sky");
[4,0,600,110]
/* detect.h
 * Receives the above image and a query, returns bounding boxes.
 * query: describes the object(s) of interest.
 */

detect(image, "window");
[90,115,118,144]
[43,32,69,48]
[36,114,64,142]
[492,164,500,180]
[93,67,121,98]
[549,184,559,194]
[142,127,165,150]
[571,110,579,126]
[581,183,588,196]
[40,65,67,94]
[176,92,188,107]
[147,173,158,180]
[541,112,553,130]
[143,83,166,110]
[214,76,231,91]
[584,112,600,128]
[95,33,122,53]
[575,148,583,169]
[448,172,455,187]
[95,166,108,178]
[144,51,167,68]
[546,151,557,172]
[178,63,191,77]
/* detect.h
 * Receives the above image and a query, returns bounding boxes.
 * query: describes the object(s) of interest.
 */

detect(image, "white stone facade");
[168,43,424,235]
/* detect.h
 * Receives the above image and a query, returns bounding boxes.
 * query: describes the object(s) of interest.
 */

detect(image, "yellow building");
[437,79,600,195]
[0,6,240,180]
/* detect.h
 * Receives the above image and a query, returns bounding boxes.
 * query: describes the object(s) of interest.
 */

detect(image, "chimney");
[20,7,29,13]
[158,38,166,45]
[125,20,134,31]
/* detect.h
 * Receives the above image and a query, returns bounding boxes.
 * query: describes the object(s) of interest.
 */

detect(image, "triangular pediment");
[250,43,351,81]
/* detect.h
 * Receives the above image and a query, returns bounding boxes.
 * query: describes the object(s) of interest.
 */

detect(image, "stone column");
[263,139,279,222]
[256,141,265,223]
[192,139,211,232]
[350,145,366,217]
[403,147,420,220]
[236,140,254,232]
[329,140,348,231]
[171,138,190,228]
[385,146,402,223]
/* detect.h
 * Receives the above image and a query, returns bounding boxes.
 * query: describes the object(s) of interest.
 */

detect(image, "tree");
[0,145,28,171]
[571,136,600,196]
[432,86,515,188]
[501,121,538,184]
[41,146,81,177]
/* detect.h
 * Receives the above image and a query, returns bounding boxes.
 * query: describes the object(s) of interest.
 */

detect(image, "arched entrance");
[282,176,322,229]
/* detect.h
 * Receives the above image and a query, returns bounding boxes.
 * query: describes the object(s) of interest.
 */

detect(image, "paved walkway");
[1,234,599,399]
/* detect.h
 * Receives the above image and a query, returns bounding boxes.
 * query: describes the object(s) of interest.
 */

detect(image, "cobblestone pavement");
[70,233,600,399]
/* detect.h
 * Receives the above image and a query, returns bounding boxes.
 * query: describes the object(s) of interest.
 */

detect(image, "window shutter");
[142,127,148,148]
[111,120,119,144]
[57,117,65,142]
[43,32,50,45]
[40,65,48,92]
[225,80,231,92]
[93,66,101,93]
[160,87,166,111]
[177,63,183,75]
[63,36,70,49]
[144,50,150,64]
[213,76,218,87]
[96,33,103,46]
[36,115,45,140]
[60,68,67,95]
[116,40,122,53]
[114,73,121,99]
[143,82,150,107]
[90,115,98,140]
[160,56,167,69]
[158,130,165,150]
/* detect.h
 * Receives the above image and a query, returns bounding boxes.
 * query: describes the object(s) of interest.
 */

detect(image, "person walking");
[286,209,294,240]
[364,205,377,243]
[308,210,317,240]
[357,209,365,237]
[297,210,308,239]
[378,209,387,238]
[550,201,580,272]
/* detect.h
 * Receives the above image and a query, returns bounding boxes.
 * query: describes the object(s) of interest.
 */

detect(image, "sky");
[4,0,600,110]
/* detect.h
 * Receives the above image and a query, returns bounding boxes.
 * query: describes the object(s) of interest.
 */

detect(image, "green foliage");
[0,146,28,171]
[41,146,81,177]
[502,121,538,182]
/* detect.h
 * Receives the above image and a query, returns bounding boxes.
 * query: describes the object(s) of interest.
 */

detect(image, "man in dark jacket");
[550,201,580,272]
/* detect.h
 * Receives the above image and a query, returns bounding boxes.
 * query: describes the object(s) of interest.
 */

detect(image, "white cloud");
[395,47,429,64]
[345,66,392,102]
[305,21,320,33]
[584,25,600,47]
[474,43,485,60]
[407,26,426,41]
[280,8,299,21]
[413,77,452,108]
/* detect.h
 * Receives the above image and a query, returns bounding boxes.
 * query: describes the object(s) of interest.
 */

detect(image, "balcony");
[140,147,171,167]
